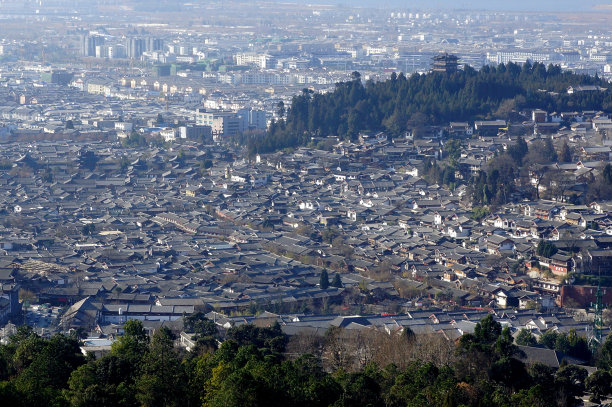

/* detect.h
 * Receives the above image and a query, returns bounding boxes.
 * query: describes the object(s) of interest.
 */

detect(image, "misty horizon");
[2,0,612,13]
[284,0,612,12]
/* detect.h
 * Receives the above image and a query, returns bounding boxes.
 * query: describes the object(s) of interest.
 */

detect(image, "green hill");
[243,62,611,155]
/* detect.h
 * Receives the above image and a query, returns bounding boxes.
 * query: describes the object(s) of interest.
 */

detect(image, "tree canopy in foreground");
[0,315,611,406]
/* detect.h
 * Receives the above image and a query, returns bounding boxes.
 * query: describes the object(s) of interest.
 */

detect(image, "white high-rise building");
[235,52,274,69]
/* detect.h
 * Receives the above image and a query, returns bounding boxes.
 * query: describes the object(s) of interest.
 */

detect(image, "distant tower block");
[433,53,459,74]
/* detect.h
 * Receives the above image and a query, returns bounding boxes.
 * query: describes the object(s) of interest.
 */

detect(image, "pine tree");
[319,270,329,289]
[559,141,572,163]
[603,163,612,184]
[331,273,342,288]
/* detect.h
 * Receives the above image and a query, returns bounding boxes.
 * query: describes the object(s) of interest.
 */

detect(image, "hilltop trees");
[246,62,611,155]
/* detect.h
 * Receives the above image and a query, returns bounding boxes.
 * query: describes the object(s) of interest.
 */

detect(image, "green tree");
[184,312,218,351]
[474,314,502,345]
[226,322,287,354]
[11,328,45,372]
[119,156,130,172]
[320,270,329,290]
[261,218,275,231]
[0,302,605,407]
[456,314,511,387]
[444,139,462,166]
[276,101,285,119]
[507,137,529,165]
[596,334,612,369]
[122,132,148,148]
[79,150,98,171]
[536,240,558,258]
[14,334,85,407]
[176,149,186,166]
[554,364,587,405]
[510,385,555,407]
[386,361,457,407]
[538,330,558,349]
[184,312,217,337]
[66,355,137,407]
[136,327,186,407]
[81,223,95,236]
[528,363,556,393]
[515,329,537,347]
[472,206,490,221]
[586,369,612,403]
[0,381,21,407]
[338,370,384,407]
[202,159,213,169]
[604,163,612,185]
[331,273,342,288]
[566,329,591,361]
[559,141,572,163]
[202,360,260,407]
[111,320,149,372]
[554,334,570,354]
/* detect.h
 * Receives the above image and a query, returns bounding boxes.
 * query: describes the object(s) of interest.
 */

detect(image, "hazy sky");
[284,0,611,12]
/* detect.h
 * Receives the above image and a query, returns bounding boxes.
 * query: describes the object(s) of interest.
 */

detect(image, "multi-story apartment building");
[196,109,240,139]
[235,53,274,69]
[237,108,267,132]
[487,51,552,64]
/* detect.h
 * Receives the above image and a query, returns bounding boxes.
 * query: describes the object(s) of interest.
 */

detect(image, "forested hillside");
[1,314,612,406]
[242,63,611,155]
